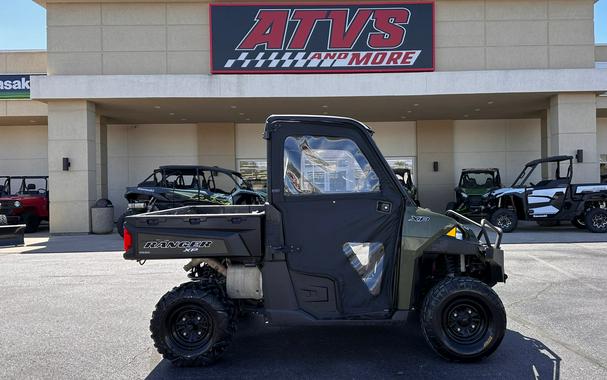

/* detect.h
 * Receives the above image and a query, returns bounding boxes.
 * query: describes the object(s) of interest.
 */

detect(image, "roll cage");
[458,169,501,189]
[512,156,573,188]
[0,176,48,196]
[137,166,252,193]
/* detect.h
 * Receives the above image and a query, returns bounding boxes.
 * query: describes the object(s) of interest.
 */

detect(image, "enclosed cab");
[123,115,507,366]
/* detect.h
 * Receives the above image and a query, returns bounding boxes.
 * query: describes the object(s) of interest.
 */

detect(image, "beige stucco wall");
[0,51,48,116]
[107,123,199,213]
[45,0,596,75]
[453,119,542,185]
[47,2,209,75]
[235,123,265,162]
[597,118,607,156]
[0,125,48,176]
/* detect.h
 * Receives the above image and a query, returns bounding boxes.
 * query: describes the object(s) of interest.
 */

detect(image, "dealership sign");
[0,75,34,99]
[210,2,434,74]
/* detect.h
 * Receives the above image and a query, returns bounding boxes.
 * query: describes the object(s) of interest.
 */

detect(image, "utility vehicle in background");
[116,165,265,236]
[0,176,49,232]
[393,168,419,205]
[446,169,502,217]
[123,115,507,366]
[484,156,607,233]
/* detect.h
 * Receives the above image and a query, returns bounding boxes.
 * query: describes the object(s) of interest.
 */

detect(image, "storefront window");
[238,159,268,191]
[601,154,607,182]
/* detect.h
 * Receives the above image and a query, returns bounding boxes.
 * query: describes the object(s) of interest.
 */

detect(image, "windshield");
[512,165,537,187]
[201,170,243,195]
[460,172,497,188]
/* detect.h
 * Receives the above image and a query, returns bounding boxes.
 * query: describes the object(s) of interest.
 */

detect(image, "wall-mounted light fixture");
[576,149,584,163]
[433,161,439,172]
[62,157,71,171]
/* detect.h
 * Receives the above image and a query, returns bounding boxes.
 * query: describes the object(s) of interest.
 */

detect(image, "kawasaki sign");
[0,75,34,99]
[210,2,434,74]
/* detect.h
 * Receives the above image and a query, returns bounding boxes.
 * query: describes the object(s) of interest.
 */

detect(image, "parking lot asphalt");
[0,228,606,379]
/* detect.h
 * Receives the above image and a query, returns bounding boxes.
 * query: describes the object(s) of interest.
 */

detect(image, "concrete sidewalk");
[0,221,605,255]
[0,229,123,254]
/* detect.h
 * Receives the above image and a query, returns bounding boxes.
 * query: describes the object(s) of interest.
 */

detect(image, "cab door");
[268,120,405,319]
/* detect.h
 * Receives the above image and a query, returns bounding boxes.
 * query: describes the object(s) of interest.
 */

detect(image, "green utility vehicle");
[446,169,502,217]
[123,115,507,366]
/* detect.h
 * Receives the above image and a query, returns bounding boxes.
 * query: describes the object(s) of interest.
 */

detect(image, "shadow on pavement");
[1,229,123,254]
[146,317,560,380]
[467,221,606,245]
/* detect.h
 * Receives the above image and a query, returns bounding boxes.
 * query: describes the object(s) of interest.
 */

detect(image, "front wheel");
[585,208,607,233]
[22,212,41,233]
[420,277,506,362]
[571,215,586,230]
[490,209,518,233]
[150,282,237,367]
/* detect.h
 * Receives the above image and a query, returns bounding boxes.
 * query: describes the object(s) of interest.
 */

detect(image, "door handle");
[377,201,392,213]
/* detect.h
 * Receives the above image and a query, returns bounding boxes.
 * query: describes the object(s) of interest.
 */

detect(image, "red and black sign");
[209,2,434,74]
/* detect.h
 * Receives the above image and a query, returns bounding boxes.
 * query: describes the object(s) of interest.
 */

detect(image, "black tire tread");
[150,281,237,367]
[585,208,607,233]
[490,208,518,233]
[420,277,506,362]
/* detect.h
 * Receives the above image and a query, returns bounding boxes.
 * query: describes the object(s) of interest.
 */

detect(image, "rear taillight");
[123,227,132,251]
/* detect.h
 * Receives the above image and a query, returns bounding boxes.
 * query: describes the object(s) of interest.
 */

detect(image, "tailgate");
[123,206,264,260]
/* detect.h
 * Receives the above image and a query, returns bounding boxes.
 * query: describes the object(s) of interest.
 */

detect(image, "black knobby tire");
[571,215,586,230]
[150,281,237,367]
[585,208,607,233]
[490,209,518,233]
[445,202,457,212]
[22,212,40,233]
[420,277,506,362]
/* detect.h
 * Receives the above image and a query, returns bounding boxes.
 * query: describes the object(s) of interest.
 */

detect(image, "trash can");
[91,198,114,234]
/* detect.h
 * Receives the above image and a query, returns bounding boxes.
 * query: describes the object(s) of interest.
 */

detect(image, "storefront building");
[1,0,607,233]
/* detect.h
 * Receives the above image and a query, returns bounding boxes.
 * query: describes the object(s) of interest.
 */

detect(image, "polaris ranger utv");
[485,155,607,233]
[446,169,502,217]
[123,116,507,366]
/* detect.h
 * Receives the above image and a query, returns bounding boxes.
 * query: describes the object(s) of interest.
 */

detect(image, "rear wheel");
[150,281,236,367]
[571,215,586,230]
[585,208,607,233]
[22,212,40,233]
[116,211,131,237]
[490,209,518,233]
[420,277,506,362]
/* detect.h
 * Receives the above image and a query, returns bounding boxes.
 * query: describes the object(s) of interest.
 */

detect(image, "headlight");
[461,193,468,198]
[13,201,21,208]
[446,227,464,240]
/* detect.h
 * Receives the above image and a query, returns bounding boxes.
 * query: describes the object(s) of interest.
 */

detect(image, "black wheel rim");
[591,213,607,229]
[168,303,214,351]
[443,299,489,345]
[495,215,512,230]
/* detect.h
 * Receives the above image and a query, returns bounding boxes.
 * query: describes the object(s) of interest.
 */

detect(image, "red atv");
[0,176,49,233]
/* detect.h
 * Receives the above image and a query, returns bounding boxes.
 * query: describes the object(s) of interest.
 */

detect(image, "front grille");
[469,195,483,207]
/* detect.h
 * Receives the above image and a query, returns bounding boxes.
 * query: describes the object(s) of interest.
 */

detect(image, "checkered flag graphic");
[224,52,330,69]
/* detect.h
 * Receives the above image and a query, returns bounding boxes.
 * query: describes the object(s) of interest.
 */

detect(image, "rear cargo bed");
[123,205,265,261]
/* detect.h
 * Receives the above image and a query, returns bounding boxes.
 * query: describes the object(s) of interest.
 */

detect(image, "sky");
[0,0,606,50]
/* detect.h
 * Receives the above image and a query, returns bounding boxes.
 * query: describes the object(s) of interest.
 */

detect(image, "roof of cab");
[264,115,374,137]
